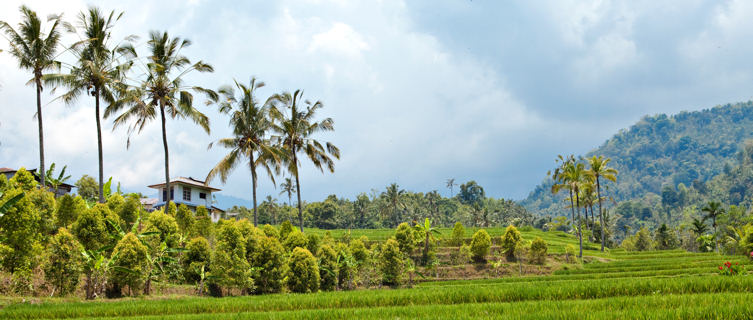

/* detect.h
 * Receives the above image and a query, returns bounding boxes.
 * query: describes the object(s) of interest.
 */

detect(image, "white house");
[147,177,225,217]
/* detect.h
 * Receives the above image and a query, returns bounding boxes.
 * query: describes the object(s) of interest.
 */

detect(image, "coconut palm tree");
[1,6,64,188]
[551,155,586,258]
[445,178,456,197]
[279,177,296,206]
[550,155,576,230]
[267,90,340,232]
[206,78,280,227]
[586,155,618,252]
[382,183,406,227]
[44,7,135,203]
[701,201,725,253]
[106,31,216,208]
[691,217,708,237]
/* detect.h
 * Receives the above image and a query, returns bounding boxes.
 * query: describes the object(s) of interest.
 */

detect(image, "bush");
[250,235,286,294]
[287,247,320,293]
[565,244,577,262]
[183,237,212,284]
[0,188,41,272]
[654,224,679,250]
[283,230,308,251]
[10,168,37,191]
[118,194,141,229]
[500,225,522,261]
[307,233,321,256]
[261,224,279,239]
[144,210,179,247]
[349,238,369,264]
[380,238,403,286]
[107,194,125,213]
[44,228,82,296]
[166,201,177,217]
[175,204,194,236]
[529,237,548,265]
[211,222,253,295]
[336,244,355,290]
[317,244,338,291]
[451,244,472,265]
[470,229,491,263]
[449,222,465,246]
[194,206,213,240]
[111,233,149,295]
[279,220,294,240]
[394,222,416,256]
[29,188,56,236]
[697,234,715,253]
[71,206,108,252]
[634,227,653,251]
[54,194,82,228]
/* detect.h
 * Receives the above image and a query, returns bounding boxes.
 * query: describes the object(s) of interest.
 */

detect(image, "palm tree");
[279,177,296,206]
[1,6,64,188]
[701,201,725,252]
[268,90,340,232]
[690,217,708,237]
[45,7,134,203]
[586,155,618,252]
[106,31,216,208]
[382,183,406,227]
[550,155,576,230]
[445,178,456,197]
[206,78,280,227]
[552,155,586,258]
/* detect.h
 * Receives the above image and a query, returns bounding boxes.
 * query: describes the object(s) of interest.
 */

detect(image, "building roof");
[147,177,221,191]
[140,198,159,205]
[0,167,74,189]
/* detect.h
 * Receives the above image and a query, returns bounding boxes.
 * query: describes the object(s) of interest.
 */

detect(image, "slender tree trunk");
[292,148,304,232]
[596,177,606,252]
[250,153,258,227]
[95,88,105,203]
[85,271,93,300]
[160,103,171,208]
[36,76,46,188]
[575,189,583,258]
[568,189,576,231]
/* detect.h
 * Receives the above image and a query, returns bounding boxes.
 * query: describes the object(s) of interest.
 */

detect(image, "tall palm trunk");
[160,103,171,208]
[568,189,576,231]
[250,152,258,227]
[95,87,105,203]
[292,147,304,232]
[596,177,606,252]
[575,189,583,258]
[35,74,46,188]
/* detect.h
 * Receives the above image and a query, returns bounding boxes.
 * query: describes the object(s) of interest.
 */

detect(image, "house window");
[199,192,206,200]
[183,187,191,201]
[162,187,174,200]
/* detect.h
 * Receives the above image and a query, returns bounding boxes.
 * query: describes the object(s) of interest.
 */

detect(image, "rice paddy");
[1,229,749,319]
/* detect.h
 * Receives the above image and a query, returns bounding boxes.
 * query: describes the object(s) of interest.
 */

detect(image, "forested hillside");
[522,101,753,221]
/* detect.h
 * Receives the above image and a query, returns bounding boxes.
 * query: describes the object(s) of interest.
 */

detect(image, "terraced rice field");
[1,231,750,319]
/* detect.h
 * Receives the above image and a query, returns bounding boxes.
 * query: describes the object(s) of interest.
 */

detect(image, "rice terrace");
[1,1,753,319]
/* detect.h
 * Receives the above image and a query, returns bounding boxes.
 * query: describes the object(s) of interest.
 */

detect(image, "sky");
[2,0,753,207]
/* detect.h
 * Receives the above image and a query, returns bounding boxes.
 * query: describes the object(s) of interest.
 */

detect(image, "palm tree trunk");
[568,189,576,231]
[292,148,304,232]
[36,76,46,188]
[596,177,606,252]
[160,103,171,208]
[95,88,105,203]
[575,190,583,258]
[250,152,258,227]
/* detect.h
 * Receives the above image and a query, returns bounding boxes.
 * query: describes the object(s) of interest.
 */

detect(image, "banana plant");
[44,163,71,190]
[414,218,441,265]
[142,240,187,295]
[0,191,24,218]
[81,246,117,300]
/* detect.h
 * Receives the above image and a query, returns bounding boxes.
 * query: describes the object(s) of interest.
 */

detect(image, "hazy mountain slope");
[521,101,753,216]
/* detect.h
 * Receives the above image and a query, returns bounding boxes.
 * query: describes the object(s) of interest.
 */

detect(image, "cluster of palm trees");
[0,5,339,232]
[550,155,618,257]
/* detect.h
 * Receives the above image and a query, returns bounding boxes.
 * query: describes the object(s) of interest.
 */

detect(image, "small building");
[147,177,225,217]
[0,167,74,197]
[140,197,158,212]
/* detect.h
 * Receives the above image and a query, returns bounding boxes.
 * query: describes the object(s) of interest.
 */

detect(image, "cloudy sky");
[2,0,753,206]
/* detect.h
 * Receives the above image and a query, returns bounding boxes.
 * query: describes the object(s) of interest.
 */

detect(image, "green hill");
[521,101,753,219]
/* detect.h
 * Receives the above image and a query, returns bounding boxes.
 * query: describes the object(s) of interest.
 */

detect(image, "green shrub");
[10,168,37,191]
[349,238,369,264]
[175,204,194,236]
[283,230,308,251]
[654,224,679,250]
[44,228,82,296]
[183,237,212,284]
[380,238,403,286]
[307,233,321,256]
[317,244,338,291]
[529,237,548,265]
[336,244,356,290]
[211,222,253,295]
[250,235,286,294]
[395,222,416,256]
[0,188,41,272]
[565,244,577,262]
[54,194,81,228]
[451,244,472,265]
[118,194,141,229]
[634,227,653,251]
[111,233,149,295]
[450,222,465,246]
[71,206,108,252]
[697,234,715,253]
[280,220,294,240]
[144,210,179,247]
[29,188,56,236]
[261,224,279,239]
[194,206,213,240]
[166,201,177,217]
[107,194,125,213]
[287,247,320,293]
[500,225,522,261]
[470,229,491,263]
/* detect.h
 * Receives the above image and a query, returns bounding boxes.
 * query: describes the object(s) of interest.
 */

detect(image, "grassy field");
[1,228,750,319]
